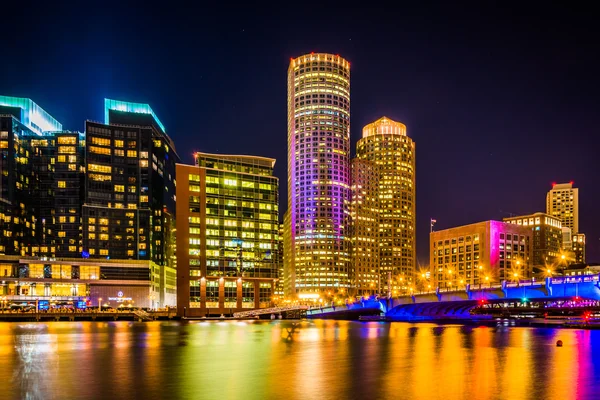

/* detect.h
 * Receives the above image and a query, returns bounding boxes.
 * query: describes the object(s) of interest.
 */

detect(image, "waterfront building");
[285,53,351,296]
[0,96,64,256]
[0,256,171,308]
[430,221,533,289]
[0,96,179,308]
[176,153,279,317]
[351,117,416,295]
[350,157,379,294]
[546,182,578,233]
[503,212,562,269]
[572,233,586,264]
[83,99,178,267]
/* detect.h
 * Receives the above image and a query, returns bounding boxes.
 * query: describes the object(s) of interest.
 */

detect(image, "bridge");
[307,275,600,321]
[233,305,308,318]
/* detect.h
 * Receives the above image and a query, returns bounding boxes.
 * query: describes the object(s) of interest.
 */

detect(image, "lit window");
[58,181,66,188]
[114,185,125,192]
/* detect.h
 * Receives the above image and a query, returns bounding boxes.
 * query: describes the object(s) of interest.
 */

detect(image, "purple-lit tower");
[284,53,351,296]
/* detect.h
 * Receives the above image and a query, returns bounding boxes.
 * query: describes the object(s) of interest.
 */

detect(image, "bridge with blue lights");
[307,275,600,321]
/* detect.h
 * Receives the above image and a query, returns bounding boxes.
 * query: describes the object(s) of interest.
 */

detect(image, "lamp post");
[478,265,483,290]
[485,276,490,288]
[98,297,102,312]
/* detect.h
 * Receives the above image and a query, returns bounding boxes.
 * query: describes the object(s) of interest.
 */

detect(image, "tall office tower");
[285,53,351,296]
[83,99,179,269]
[350,158,380,294]
[546,182,578,233]
[352,117,416,294]
[0,96,63,255]
[176,153,279,317]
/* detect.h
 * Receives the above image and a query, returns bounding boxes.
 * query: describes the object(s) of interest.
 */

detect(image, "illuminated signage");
[108,291,132,302]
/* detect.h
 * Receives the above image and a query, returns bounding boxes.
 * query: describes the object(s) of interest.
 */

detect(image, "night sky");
[1,3,598,263]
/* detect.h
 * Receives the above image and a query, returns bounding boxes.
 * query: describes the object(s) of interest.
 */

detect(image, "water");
[1,320,599,400]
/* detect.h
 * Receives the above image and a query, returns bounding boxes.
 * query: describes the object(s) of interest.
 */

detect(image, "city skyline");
[1,3,597,263]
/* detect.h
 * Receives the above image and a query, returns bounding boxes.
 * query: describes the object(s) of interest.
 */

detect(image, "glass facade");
[286,53,351,295]
[176,155,279,317]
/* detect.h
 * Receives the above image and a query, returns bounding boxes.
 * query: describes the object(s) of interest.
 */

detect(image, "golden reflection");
[0,321,598,399]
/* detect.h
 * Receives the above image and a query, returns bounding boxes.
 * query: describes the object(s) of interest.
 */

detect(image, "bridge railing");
[233,305,308,318]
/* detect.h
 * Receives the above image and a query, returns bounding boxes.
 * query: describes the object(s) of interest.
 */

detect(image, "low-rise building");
[430,220,533,289]
[0,256,176,309]
[503,212,562,269]
[572,233,586,264]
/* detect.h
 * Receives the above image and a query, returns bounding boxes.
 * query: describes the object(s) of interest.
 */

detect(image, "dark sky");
[1,2,598,263]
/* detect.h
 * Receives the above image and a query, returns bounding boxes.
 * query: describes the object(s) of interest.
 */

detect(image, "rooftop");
[104,98,166,134]
[0,95,63,135]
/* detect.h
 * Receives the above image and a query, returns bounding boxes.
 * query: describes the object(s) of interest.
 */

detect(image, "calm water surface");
[1,320,598,399]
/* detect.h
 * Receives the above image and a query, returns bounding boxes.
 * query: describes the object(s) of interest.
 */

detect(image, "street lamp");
[513,272,519,287]
[485,276,490,288]
[98,297,102,311]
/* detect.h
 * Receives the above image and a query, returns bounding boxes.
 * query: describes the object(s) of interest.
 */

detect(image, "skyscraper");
[83,99,179,267]
[546,182,578,233]
[0,96,64,256]
[285,53,351,295]
[351,117,416,294]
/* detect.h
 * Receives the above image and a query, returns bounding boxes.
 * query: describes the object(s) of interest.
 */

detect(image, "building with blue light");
[0,96,178,308]
[0,96,66,256]
[0,95,62,135]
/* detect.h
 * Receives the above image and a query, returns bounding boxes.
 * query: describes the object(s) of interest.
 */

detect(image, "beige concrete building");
[546,182,578,233]
[430,221,532,289]
[350,158,380,294]
[350,117,416,295]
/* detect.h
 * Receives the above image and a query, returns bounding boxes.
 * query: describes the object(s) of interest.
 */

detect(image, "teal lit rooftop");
[104,98,166,133]
[0,95,63,135]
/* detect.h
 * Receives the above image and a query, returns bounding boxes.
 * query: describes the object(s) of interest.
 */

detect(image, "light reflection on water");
[0,320,598,399]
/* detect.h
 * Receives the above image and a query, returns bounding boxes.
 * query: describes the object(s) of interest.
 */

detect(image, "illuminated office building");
[430,221,532,289]
[83,99,178,265]
[351,117,416,295]
[0,96,64,256]
[546,182,578,233]
[503,212,562,269]
[350,158,380,294]
[0,96,178,307]
[176,153,279,317]
[285,53,351,296]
